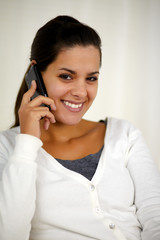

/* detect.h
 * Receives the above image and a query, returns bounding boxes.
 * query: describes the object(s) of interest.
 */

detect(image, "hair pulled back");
[13,15,102,127]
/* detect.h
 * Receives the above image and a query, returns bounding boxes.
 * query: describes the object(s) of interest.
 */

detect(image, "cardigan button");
[109,223,115,229]
[90,184,95,191]
[95,207,101,214]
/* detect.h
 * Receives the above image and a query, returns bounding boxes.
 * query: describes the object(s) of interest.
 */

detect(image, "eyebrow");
[58,68,99,75]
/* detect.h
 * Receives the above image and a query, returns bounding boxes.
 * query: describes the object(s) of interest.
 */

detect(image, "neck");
[40,119,86,143]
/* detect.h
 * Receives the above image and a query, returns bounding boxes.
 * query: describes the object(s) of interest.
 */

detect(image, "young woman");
[0,15,160,240]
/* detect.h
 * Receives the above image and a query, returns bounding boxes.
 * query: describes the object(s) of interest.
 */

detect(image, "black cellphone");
[25,64,50,109]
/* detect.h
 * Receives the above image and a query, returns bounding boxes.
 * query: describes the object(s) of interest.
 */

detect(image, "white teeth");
[63,101,82,109]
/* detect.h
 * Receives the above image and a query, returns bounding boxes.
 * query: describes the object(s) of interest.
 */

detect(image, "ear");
[31,60,37,65]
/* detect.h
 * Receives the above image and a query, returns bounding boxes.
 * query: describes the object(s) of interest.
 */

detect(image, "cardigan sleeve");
[0,133,42,240]
[127,128,160,240]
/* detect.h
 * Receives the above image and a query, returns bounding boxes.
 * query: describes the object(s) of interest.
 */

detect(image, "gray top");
[56,146,103,180]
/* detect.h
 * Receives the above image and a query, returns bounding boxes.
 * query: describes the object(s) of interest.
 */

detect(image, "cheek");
[89,86,98,100]
[47,84,67,99]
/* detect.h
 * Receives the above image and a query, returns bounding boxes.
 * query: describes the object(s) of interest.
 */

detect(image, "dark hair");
[12,15,102,127]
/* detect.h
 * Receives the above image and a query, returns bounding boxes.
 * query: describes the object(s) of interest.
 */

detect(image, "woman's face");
[41,45,100,125]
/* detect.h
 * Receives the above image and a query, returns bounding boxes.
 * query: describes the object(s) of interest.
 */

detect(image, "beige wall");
[0,0,160,168]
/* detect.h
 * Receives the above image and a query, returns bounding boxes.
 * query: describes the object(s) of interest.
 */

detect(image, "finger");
[33,108,56,123]
[19,106,56,124]
[29,95,56,111]
[21,80,37,105]
[43,117,51,130]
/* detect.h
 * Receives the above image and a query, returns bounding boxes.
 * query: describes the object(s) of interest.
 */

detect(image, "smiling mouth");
[62,100,83,111]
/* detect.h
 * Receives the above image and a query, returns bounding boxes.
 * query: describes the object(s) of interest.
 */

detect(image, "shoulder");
[0,126,20,156]
[0,126,20,143]
[104,117,144,158]
[106,117,141,139]
[0,127,20,175]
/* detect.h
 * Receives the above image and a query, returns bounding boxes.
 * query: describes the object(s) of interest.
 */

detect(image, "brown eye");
[59,74,72,80]
[86,76,98,82]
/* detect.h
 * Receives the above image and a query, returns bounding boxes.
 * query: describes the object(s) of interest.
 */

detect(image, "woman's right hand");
[18,80,56,139]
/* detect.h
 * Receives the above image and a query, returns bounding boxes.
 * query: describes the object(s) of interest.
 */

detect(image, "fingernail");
[51,118,56,123]
[51,104,56,111]
[31,80,36,85]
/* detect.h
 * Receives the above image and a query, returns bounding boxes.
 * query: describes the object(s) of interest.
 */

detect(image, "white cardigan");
[0,118,160,240]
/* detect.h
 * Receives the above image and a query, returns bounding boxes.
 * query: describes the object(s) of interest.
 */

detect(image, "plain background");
[0,0,160,168]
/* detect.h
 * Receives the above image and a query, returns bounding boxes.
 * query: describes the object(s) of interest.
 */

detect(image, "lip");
[61,100,84,112]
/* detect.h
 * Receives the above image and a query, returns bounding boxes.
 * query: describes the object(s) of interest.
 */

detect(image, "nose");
[71,79,87,99]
